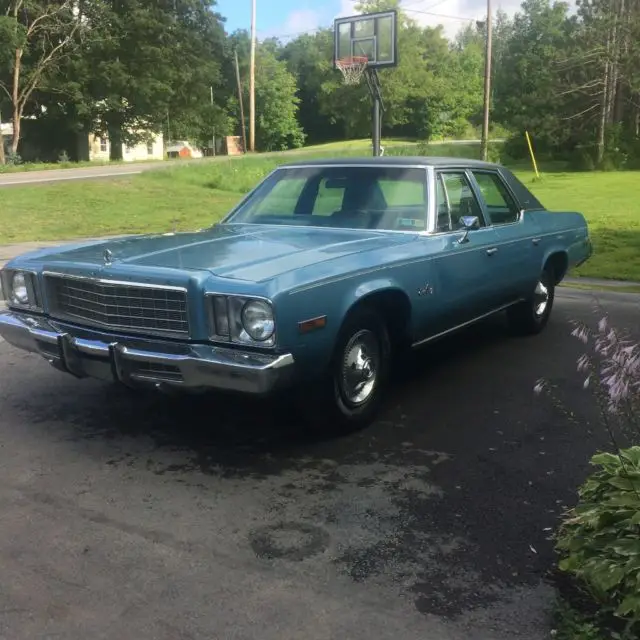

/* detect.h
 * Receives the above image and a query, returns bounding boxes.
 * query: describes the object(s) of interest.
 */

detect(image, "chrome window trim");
[221,163,431,234]
[42,271,191,340]
[204,291,277,350]
[426,169,489,236]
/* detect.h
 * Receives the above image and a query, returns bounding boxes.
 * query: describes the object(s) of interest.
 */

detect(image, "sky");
[214,0,532,43]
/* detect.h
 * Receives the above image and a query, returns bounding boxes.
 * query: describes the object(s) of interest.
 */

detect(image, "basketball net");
[335,56,369,85]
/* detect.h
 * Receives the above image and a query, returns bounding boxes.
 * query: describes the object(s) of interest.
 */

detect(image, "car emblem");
[103,249,113,265]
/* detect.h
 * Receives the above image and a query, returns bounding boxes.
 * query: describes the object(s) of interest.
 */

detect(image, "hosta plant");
[555,448,640,632]
[535,311,640,634]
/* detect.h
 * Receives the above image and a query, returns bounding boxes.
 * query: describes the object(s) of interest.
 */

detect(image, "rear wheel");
[297,306,391,433]
[507,266,555,335]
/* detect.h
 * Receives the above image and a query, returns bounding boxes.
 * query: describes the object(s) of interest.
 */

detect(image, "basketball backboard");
[333,10,398,69]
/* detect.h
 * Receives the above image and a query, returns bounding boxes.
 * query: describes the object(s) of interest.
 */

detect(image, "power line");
[404,8,479,22]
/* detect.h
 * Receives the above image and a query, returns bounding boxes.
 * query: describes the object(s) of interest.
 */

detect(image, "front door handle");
[532,237,541,246]
[486,247,498,256]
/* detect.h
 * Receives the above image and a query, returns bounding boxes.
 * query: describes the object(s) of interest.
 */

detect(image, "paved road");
[0,161,190,187]
[0,289,636,639]
[0,140,493,188]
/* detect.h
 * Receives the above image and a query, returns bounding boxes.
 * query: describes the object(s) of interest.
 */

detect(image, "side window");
[471,171,521,225]
[435,172,485,231]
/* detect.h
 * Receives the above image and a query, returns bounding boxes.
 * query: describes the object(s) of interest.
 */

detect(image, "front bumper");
[0,310,295,395]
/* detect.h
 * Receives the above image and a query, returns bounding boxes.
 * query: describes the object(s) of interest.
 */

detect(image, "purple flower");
[569,315,640,414]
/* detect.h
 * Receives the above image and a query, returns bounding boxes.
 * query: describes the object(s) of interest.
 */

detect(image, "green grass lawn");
[0,144,638,282]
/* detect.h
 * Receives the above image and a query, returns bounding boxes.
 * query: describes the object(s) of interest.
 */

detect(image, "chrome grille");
[45,275,189,338]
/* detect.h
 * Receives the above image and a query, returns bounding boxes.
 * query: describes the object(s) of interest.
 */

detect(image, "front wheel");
[507,267,555,335]
[297,307,391,433]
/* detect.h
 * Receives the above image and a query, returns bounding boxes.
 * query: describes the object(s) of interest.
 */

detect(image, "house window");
[99,137,107,153]
[147,141,153,155]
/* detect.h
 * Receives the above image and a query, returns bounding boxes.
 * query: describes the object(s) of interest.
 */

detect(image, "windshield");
[224,165,428,232]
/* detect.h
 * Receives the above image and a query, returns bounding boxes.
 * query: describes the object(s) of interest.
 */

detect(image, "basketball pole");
[365,68,384,157]
[372,93,381,157]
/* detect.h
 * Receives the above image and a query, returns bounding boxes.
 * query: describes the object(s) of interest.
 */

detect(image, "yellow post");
[525,130,540,178]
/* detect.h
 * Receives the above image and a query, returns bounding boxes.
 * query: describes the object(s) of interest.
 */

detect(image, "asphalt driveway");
[0,289,637,640]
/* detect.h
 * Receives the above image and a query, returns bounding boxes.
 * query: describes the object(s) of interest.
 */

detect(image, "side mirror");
[458,216,480,244]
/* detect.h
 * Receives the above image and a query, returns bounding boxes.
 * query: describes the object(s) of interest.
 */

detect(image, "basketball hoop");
[336,56,369,85]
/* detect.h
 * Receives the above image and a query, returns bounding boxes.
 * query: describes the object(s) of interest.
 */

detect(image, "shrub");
[569,147,596,172]
[536,313,640,636]
[5,150,22,165]
[555,448,640,632]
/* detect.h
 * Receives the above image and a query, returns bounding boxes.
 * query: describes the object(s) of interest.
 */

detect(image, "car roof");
[278,156,503,169]
[276,155,546,211]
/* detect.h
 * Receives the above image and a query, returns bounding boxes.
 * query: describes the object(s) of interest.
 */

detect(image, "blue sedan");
[0,157,592,429]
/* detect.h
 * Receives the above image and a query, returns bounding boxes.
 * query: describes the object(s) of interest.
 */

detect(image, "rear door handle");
[532,237,541,245]
[486,247,498,256]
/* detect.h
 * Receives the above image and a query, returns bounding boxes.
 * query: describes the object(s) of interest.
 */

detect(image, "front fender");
[338,277,406,320]
[283,275,413,377]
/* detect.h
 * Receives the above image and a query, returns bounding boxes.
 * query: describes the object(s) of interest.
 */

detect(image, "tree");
[281,29,336,144]
[491,0,578,153]
[0,0,81,159]
[252,46,305,151]
[48,0,229,160]
[227,33,304,151]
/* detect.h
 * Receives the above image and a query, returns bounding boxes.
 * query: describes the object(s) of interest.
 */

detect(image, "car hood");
[34,224,415,282]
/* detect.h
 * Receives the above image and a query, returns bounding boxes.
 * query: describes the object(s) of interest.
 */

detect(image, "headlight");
[11,272,29,305]
[241,300,275,341]
[208,294,276,347]
[0,269,40,309]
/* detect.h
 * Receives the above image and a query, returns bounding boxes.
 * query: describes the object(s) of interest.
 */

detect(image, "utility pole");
[480,0,492,162]
[249,0,256,152]
[210,86,216,156]
[234,50,248,154]
[0,109,5,165]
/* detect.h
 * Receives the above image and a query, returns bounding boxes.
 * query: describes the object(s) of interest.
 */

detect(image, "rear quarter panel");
[527,209,592,277]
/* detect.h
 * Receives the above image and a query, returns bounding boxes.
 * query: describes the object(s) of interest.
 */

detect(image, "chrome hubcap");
[534,279,549,317]
[339,329,380,406]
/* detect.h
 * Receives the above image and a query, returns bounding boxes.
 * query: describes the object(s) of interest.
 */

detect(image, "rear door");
[469,169,542,302]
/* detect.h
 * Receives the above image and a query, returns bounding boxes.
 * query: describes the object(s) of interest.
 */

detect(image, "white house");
[88,131,164,162]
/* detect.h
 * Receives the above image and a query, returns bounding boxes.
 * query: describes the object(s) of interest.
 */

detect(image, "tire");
[297,306,391,434]
[507,266,555,336]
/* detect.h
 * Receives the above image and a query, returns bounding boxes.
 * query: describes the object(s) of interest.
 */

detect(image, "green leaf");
[620,447,640,468]
[593,565,626,591]
[592,452,623,467]
[608,477,640,492]
[615,594,640,617]
[612,539,640,557]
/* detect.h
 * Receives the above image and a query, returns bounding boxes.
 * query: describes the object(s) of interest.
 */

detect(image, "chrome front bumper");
[0,310,295,395]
